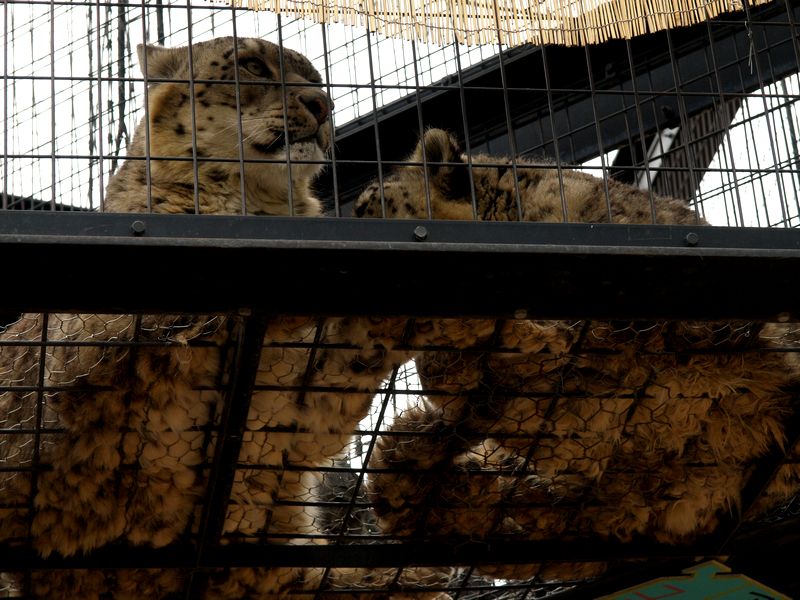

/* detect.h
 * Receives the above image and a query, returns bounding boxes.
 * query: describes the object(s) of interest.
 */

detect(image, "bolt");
[513,309,528,320]
[413,225,428,241]
[684,232,699,247]
[130,220,146,236]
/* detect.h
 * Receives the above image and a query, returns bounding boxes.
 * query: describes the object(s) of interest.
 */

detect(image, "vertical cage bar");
[276,14,295,215]
[49,0,56,209]
[365,27,387,218]
[451,40,479,219]
[187,313,268,599]
[319,23,340,216]
[230,7,248,215]
[2,0,8,210]
[184,0,201,214]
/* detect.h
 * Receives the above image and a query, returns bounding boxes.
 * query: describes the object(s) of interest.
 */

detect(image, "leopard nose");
[300,90,332,125]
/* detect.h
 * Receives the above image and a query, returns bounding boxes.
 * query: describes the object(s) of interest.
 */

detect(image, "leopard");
[354,128,701,224]
[104,36,330,216]
[355,129,800,582]
[0,40,470,599]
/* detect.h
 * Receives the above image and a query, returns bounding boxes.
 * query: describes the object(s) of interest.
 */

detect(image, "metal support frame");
[2,211,800,321]
[186,313,270,599]
[0,537,755,570]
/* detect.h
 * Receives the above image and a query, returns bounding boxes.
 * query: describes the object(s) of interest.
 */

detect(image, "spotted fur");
[354,129,701,224]
[359,130,800,582]
[0,39,428,600]
[105,36,331,216]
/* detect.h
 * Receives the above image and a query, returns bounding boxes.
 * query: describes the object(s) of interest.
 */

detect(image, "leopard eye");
[240,57,271,78]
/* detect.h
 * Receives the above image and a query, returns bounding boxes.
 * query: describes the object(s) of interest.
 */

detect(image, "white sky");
[697,76,800,227]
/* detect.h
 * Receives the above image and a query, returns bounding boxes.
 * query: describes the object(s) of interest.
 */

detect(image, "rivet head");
[684,232,699,247]
[413,225,428,241]
[514,309,528,320]
[131,220,146,236]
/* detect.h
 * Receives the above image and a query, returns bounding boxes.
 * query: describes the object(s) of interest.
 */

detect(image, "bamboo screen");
[225,0,776,46]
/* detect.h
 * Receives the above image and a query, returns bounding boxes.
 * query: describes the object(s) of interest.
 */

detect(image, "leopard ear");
[412,129,471,201]
[137,44,187,80]
[412,129,463,175]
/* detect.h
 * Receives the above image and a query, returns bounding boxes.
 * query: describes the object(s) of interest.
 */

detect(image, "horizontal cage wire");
[1,0,800,599]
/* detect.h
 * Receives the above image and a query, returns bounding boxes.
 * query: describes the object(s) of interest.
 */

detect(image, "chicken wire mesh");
[1,313,799,598]
[1,0,800,599]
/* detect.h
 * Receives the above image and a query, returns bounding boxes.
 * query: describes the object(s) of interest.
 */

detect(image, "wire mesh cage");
[1,0,800,598]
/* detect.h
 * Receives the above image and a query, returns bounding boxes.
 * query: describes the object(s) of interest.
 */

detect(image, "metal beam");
[186,313,270,599]
[0,538,723,570]
[1,212,800,320]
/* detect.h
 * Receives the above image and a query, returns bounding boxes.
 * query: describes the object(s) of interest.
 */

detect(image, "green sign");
[599,560,790,600]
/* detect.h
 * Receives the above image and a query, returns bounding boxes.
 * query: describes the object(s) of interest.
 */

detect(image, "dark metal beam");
[186,313,270,599]
[0,538,723,570]
[2,212,800,320]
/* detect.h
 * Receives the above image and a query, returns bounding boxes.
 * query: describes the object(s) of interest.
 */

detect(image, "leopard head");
[354,129,488,220]
[133,37,332,214]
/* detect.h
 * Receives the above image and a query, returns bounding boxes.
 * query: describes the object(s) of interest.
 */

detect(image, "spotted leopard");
[357,129,800,582]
